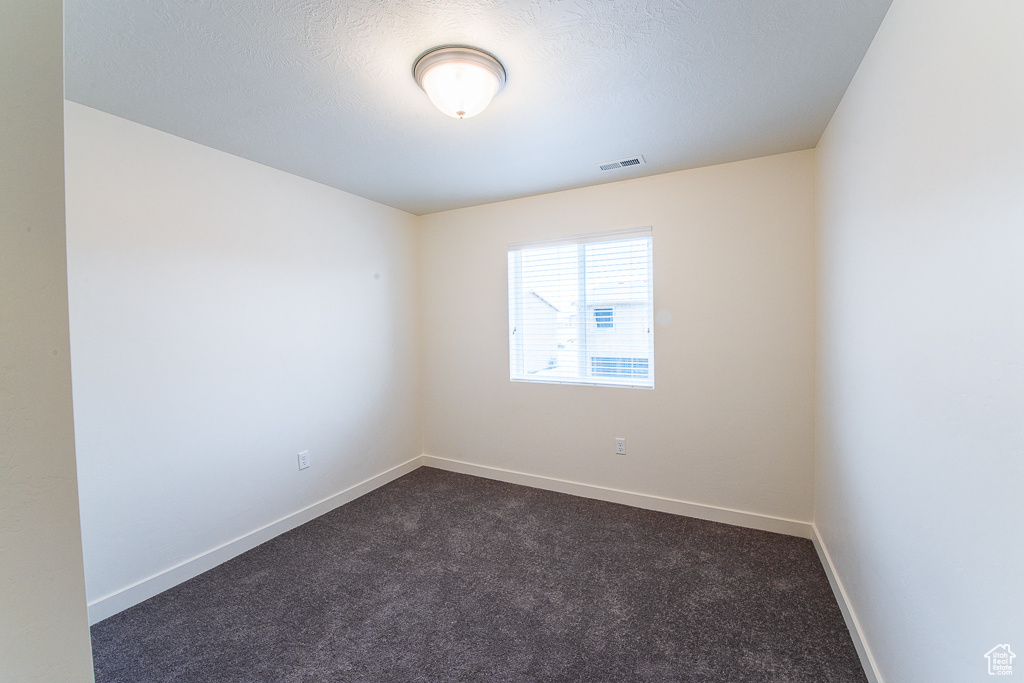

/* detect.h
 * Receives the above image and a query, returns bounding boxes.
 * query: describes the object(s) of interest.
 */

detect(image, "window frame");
[507,227,655,390]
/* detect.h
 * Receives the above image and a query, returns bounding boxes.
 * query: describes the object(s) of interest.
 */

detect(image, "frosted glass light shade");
[414,47,506,119]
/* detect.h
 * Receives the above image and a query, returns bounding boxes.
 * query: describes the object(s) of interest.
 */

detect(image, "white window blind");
[508,227,654,388]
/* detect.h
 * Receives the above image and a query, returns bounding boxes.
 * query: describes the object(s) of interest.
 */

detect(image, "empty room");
[1,1,1021,682]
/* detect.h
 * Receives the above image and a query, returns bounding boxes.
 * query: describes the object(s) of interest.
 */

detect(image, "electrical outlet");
[615,438,626,455]
[297,450,310,470]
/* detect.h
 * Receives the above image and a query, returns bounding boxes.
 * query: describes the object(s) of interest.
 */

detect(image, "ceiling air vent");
[597,155,646,171]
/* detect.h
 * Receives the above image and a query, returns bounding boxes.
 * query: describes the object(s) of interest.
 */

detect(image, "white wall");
[815,1,1024,681]
[0,3,96,681]
[420,151,816,523]
[64,103,421,619]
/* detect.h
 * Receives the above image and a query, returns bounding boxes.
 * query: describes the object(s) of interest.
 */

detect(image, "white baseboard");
[86,455,422,625]
[811,524,883,683]
[421,454,814,539]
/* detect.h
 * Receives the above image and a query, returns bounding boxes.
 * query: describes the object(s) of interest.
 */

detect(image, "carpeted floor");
[91,467,867,682]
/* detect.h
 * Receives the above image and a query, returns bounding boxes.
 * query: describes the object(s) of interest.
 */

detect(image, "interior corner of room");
[2,0,1022,681]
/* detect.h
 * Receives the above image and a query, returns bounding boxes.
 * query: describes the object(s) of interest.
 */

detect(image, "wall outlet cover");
[298,450,310,470]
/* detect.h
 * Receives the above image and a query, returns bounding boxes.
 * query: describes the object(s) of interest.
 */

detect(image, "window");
[508,227,654,388]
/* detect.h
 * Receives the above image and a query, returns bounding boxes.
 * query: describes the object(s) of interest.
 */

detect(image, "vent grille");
[597,155,646,171]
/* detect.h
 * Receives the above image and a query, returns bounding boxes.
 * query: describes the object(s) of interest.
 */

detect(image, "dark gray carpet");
[91,467,867,682]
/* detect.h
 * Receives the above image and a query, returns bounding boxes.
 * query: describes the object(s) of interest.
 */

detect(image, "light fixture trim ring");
[412,45,507,94]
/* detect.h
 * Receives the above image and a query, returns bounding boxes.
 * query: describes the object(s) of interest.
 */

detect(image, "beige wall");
[816,0,1024,681]
[0,3,95,681]
[419,150,817,522]
[65,103,421,621]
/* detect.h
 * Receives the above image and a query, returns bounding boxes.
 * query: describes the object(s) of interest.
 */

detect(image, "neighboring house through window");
[507,227,654,388]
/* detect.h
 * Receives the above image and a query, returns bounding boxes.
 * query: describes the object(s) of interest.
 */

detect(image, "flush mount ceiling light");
[413,46,506,119]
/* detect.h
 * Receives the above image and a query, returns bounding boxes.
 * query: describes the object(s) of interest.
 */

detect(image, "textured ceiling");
[65,0,892,215]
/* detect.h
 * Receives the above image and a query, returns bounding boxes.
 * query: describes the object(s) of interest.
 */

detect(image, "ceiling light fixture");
[413,46,506,119]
